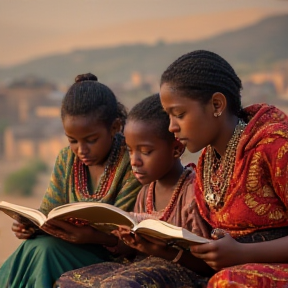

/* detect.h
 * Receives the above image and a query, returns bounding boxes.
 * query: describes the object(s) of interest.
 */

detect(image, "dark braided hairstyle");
[61,73,127,129]
[160,50,245,118]
[127,93,175,142]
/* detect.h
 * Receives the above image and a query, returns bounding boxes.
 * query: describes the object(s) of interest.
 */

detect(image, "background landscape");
[1,0,288,264]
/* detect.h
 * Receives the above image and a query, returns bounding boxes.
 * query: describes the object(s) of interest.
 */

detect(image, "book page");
[0,201,46,226]
[47,202,138,230]
[133,219,209,248]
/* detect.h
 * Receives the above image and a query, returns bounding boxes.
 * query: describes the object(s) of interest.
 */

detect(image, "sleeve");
[261,137,288,208]
[39,147,73,216]
[113,167,142,212]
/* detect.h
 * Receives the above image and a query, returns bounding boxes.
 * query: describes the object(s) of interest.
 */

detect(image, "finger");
[190,242,215,254]
[118,225,132,234]
[110,229,121,239]
[15,232,32,239]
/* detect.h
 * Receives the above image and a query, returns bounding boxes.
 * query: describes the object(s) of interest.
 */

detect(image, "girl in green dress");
[0,73,141,288]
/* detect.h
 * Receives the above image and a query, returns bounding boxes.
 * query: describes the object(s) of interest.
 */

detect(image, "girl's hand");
[12,220,37,239]
[190,233,245,271]
[42,219,117,245]
[117,225,166,256]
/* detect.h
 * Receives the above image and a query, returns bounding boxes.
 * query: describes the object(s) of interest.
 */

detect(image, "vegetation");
[4,159,48,196]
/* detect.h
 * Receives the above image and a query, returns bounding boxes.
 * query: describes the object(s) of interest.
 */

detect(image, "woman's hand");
[42,219,118,245]
[12,220,37,239]
[190,233,245,271]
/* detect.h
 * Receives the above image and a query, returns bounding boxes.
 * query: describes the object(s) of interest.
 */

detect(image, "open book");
[0,201,209,247]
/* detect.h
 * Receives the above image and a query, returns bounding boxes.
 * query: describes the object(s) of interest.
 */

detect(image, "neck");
[212,115,239,157]
[155,160,184,191]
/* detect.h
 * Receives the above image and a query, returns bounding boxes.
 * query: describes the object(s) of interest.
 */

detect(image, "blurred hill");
[0,14,287,86]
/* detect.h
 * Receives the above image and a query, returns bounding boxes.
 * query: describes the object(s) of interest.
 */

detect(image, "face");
[160,83,218,153]
[63,115,117,166]
[124,120,177,185]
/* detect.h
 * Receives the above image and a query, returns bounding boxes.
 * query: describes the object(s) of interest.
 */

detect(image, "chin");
[186,144,202,154]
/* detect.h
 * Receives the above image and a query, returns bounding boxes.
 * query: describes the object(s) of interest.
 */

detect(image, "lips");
[80,158,94,165]
[177,138,188,145]
[133,172,146,180]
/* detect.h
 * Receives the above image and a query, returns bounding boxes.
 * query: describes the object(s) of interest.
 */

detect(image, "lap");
[56,256,209,288]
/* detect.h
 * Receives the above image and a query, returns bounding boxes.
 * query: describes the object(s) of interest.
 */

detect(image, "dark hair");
[127,93,175,142]
[160,50,245,117]
[61,73,127,128]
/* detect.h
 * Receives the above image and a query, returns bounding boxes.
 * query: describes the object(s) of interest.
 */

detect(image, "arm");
[39,147,73,215]
[12,148,72,239]
[191,233,288,271]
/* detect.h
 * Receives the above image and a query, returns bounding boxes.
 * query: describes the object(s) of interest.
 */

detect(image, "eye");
[141,150,152,156]
[87,139,98,144]
[68,139,77,144]
[175,112,185,119]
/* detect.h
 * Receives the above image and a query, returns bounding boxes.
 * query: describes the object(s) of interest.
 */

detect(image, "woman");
[0,73,141,288]
[160,50,288,287]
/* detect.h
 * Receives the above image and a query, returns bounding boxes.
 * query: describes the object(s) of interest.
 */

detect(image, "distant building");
[0,76,68,164]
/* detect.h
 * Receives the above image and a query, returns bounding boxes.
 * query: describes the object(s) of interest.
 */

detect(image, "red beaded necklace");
[146,168,191,222]
[73,133,125,200]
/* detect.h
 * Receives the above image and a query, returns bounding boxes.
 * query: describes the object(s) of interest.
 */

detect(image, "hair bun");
[75,73,98,83]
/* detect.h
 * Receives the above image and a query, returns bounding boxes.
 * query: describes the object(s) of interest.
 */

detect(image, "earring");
[213,112,222,117]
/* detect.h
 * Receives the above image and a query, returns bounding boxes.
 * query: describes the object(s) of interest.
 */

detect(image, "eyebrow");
[164,106,181,114]
[65,132,98,139]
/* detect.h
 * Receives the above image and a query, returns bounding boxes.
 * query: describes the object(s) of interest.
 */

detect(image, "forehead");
[124,120,163,144]
[63,115,107,134]
[160,83,191,111]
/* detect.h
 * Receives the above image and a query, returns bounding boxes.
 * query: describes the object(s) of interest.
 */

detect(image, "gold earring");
[213,112,222,117]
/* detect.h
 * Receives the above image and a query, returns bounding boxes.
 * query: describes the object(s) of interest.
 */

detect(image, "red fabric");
[207,263,288,288]
[195,104,288,238]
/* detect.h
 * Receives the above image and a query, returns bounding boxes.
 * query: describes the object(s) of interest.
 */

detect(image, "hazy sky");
[1,0,288,66]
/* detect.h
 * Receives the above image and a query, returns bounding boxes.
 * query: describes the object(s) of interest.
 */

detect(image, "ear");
[211,92,227,117]
[110,118,121,137]
[173,139,185,158]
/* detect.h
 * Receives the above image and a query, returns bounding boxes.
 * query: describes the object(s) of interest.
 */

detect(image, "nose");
[129,152,142,168]
[169,117,179,133]
[78,143,89,155]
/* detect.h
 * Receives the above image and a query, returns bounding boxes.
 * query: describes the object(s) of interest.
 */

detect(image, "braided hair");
[127,93,175,142]
[61,73,127,129]
[160,50,245,117]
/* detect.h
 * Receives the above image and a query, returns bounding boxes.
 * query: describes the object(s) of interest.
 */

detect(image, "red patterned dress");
[195,104,288,287]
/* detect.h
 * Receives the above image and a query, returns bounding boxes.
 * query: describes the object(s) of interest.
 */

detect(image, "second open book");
[0,201,209,248]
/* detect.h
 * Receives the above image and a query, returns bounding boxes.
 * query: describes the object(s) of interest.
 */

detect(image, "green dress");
[0,133,141,288]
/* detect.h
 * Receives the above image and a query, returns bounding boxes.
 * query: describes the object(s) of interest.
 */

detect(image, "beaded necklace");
[203,119,246,210]
[73,133,125,200]
[146,168,192,222]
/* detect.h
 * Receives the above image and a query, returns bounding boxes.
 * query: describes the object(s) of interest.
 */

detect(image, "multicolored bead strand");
[73,133,125,200]
[146,167,192,222]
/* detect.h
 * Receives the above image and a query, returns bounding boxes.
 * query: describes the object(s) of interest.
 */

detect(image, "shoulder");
[54,146,75,168]
[136,184,149,201]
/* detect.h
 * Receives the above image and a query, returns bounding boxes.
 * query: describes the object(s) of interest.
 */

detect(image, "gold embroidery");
[277,142,288,160]
[246,152,262,194]
[257,138,276,145]
[244,194,258,208]
[275,167,282,177]
[262,185,275,197]
[269,208,284,220]
[254,203,271,215]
